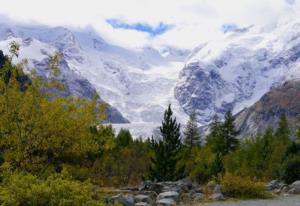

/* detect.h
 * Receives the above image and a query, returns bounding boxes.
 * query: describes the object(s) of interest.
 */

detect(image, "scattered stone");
[139,181,164,194]
[266,180,280,191]
[134,194,152,204]
[157,191,179,202]
[108,194,135,206]
[288,180,300,194]
[209,193,225,201]
[214,184,222,193]
[156,198,176,206]
[207,180,217,191]
[192,193,205,201]
[176,178,193,192]
[135,203,150,206]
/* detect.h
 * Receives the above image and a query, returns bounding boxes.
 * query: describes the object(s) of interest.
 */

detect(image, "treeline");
[0,43,300,204]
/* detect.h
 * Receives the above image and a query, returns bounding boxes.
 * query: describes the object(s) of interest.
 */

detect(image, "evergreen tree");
[275,114,290,141]
[210,152,224,178]
[184,111,201,148]
[116,128,133,147]
[206,114,223,153]
[207,112,239,155]
[149,104,182,181]
[222,111,239,154]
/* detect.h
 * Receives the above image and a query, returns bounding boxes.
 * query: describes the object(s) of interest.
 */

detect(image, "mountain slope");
[235,80,300,138]
[0,24,189,123]
[175,20,300,124]
[0,22,189,126]
[0,32,128,123]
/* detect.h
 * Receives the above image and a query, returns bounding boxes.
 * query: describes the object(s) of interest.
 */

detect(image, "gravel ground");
[196,195,300,206]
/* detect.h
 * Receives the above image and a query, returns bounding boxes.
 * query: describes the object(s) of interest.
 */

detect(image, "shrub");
[0,171,105,206]
[221,173,268,199]
[281,155,300,184]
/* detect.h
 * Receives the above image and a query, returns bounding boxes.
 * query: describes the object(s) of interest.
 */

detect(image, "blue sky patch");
[106,19,172,36]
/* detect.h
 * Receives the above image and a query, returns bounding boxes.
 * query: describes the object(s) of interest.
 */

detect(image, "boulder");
[135,203,150,206]
[139,181,164,194]
[175,178,193,192]
[156,198,176,206]
[288,180,300,194]
[266,180,280,191]
[213,184,222,193]
[108,194,135,206]
[207,181,217,191]
[192,193,205,201]
[157,191,179,202]
[134,194,152,204]
[209,193,225,201]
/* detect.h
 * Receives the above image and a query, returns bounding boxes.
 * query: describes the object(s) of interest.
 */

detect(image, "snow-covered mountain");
[175,20,300,125]
[3,18,300,137]
[0,21,189,131]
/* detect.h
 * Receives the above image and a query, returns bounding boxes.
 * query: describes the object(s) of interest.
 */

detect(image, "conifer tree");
[275,114,290,142]
[184,111,201,148]
[149,104,182,181]
[116,128,133,147]
[222,111,239,154]
[207,111,239,155]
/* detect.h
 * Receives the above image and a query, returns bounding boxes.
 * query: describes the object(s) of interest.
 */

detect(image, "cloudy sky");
[0,0,299,49]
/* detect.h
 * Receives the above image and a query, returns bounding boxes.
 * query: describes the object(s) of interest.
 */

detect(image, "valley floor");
[196,195,300,206]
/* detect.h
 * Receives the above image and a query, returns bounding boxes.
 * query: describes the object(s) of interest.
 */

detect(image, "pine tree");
[210,152,224,178]
[222,111,239,154]
[149,104,182,181]
[184,111,201,148]
[207,111,239,155]
[116,128,133,147]
[275,114,290,142]
[206,114,224,153]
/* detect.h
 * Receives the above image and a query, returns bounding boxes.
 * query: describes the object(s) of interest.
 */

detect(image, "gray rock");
[134,194,152,204]
[108,194,135,206]
[288,180,300,194]
[157,191,179,202]
[207,181,217,191]
[139,181,164,194]
[209,193,225,201]
[175,178,193,192]
[192,193,205,201]
[156,198,176,206]
[214,184,222,193]
[135,203,150,206]
[266,180,280,191]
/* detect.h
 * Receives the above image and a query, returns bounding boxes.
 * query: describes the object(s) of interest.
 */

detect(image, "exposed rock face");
[175,20,300,125]
[235,80,300,138]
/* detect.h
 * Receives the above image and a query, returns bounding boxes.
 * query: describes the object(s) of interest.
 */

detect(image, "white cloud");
[0,0,299,49]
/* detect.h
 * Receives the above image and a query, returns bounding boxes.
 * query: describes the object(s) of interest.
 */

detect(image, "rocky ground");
[105,179,300,206]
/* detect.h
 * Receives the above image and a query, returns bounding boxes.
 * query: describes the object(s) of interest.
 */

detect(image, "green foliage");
[210,153,224,179]
[281,155,300,184]
[149,104,183,181]
[207,111,239,155]
[0,171,104,206]
[184,111,201,148]
[221,173,268,199]
[92,135,151,187]
[225,118,293,181]
[116,129,133,147]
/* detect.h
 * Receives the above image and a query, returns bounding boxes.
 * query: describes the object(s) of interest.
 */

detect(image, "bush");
[281,155,300,184]
[0,171,105,206]
[221,173,268,199]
